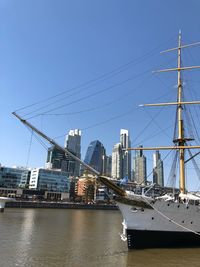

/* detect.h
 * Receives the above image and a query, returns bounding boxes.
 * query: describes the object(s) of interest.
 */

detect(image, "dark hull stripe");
[127,229,200,249]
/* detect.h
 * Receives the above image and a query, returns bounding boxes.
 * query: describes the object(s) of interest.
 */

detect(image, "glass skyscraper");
[46,146,67,171]
[84,140,106,173]
[0,166,29,188]
[46,129,81,177]
[102,155,112,176]
[65,129,81,177]
[153,150,164,187]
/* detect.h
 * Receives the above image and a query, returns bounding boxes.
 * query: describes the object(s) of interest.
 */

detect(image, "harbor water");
[1,208,200,267]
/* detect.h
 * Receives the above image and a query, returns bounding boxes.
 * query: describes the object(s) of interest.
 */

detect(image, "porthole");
[130,207,138,213]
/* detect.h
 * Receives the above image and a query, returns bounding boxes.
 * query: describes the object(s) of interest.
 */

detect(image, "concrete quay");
[5,201,119,210]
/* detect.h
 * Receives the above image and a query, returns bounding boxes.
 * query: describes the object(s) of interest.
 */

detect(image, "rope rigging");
[25,69,152,120]
[144,148,174,183]
[166,150,178,189]
[25,129,33,168]
[142,195,200,237]
[34,75,152,117]
[187,148,200,184]
[25,125,49,151]
[14,34,177,116]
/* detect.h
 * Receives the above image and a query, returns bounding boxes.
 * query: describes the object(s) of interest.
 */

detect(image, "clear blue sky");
[1,0,200,188]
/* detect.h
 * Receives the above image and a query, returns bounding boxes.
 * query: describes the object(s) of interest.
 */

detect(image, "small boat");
[0,197,15,212]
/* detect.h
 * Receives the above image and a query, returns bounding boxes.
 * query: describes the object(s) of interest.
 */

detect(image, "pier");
[5,200,118,210]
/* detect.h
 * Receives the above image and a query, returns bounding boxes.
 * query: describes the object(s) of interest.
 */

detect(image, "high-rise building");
[84,140,106,173]
[153,151,164,187]
[46,146,67,171]
[133,146,147,185]
[65,129,81,177]
[111,143,122,179]
[120,129,131,180]
[46,129,81,177]
[111,129,131,180]
[102,155,112,176]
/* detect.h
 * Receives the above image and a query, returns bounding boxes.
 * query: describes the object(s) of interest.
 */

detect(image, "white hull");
[0,197,15,212]
[116,193,200,248]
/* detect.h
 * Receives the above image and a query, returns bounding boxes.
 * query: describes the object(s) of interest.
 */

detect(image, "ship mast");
[176,31,185,193]
[127,32,200,194]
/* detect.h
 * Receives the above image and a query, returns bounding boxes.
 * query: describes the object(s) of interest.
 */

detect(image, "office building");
[153,151,164,187]
[29,168,69,192]
[84,140,106,173]
[0,166,30,188]
[46,146,67,171]
[46,129,81,177]
[111,143,122,179]
[102,155,112,176]
[133,146,147,185]
[120,129,131,180]
[65,129,81,177]
[111,129,131,180]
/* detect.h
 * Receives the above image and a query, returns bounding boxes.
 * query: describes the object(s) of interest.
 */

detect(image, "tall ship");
[13,32,200,249]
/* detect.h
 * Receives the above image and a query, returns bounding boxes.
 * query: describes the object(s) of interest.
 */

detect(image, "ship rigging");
[13,32,200,249]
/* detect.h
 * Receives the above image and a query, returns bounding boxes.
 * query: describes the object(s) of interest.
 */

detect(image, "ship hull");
[0,197,15,212]
[127,229,200,249]
[116,194,200,249]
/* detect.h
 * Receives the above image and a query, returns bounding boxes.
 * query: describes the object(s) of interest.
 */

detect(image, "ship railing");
[142,183,156,197]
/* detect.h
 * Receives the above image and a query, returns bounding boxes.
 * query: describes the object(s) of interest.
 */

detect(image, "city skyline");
[1,126,162,184]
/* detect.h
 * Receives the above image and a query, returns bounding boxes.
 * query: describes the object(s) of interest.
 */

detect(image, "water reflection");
[126,248,200,267]
[1,209,200,267]
[15,209,36,266]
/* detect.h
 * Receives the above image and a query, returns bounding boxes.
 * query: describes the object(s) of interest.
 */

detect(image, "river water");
[1,208,200,267]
